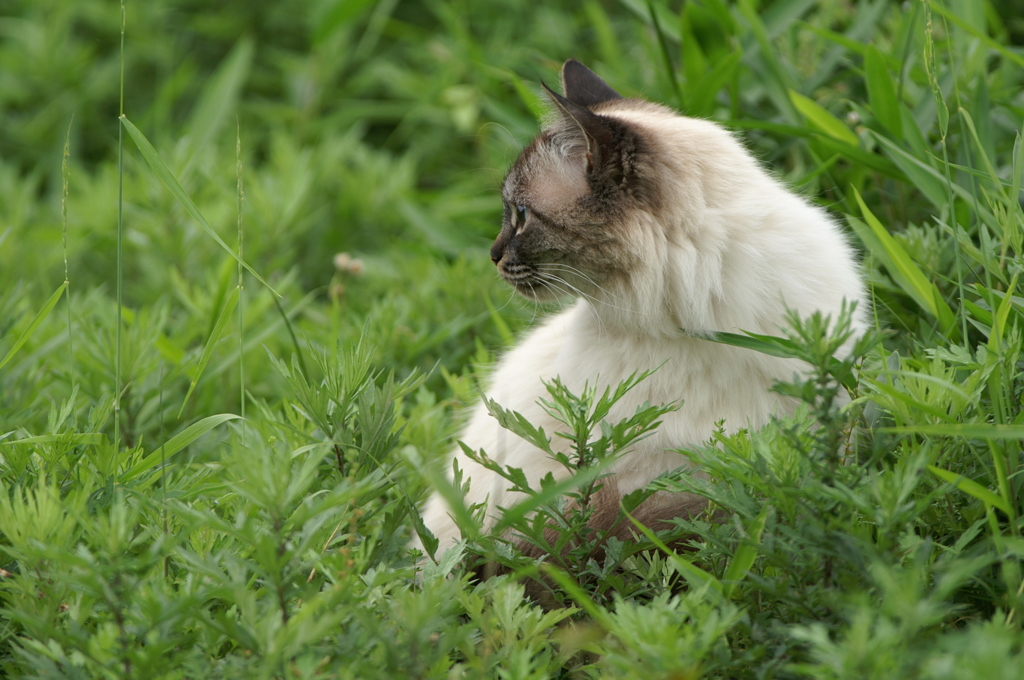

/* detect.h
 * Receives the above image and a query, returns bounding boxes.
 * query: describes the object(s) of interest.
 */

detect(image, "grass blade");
[0,433,103,447]
[928,464,1011,515]
[417,457,481,547]
[623,508,724,596]
[115,0,125,452]
[540,563,611,624]
[723,507,767,598]
[236,118,246,427]
[180,37,254,180]
[849,186,957,334]
[865,43,902,136]
[0,282,67,372]
[700,330,856,391]
[490,456,621,535]
[883,423,1024,439]
[120,414,243,483]
[869,132,947,207]
[61,115,77,399]
[646,0,683,109]
[736,0,799,123]
[928,0,1024,70]
[119,115,280,298]
[178,287,239,418]
[789,90,858,146]
[1012,133,1023,205]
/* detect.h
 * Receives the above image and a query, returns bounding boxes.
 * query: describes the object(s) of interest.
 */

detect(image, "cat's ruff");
[417,60,867,554]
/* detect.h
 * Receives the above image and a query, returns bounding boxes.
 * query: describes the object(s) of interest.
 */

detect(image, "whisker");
[536,262,604,288]
[535,263,636,312]
[536,274,607,334]
[525,280,542,325]
[536,270,636,316]
[490,282,520,316]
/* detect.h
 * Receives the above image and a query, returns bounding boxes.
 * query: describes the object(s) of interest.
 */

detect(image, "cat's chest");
[551,309,720,394]
[490,303,789,453]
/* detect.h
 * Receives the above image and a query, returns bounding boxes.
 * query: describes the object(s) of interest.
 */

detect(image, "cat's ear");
[542,81,615,175]
[561,59,621,108]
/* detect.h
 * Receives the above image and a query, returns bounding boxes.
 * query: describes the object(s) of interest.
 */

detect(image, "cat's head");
[493,60,660,302]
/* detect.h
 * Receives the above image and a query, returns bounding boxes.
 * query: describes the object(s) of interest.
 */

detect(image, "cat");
[417,59,867,555]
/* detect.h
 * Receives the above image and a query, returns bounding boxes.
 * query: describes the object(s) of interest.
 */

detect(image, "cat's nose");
[490,242,504,265]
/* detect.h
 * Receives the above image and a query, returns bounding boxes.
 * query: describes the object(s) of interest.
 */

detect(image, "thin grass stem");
[61,115,77,416]
[236,117,246,434]
[114,0,126,452]
[924,0,969,345]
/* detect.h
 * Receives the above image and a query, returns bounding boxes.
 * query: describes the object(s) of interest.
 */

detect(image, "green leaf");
[808,132,900,177]
[583,1,621,70]
[726,119,902,178]
[647,0,683,108]
[120,414,242,483]
[701,330,856,392]
[119,115,279,297]
[987,273,1018,355]
[928,465,1011,514]
[849,186,957,335]
[0,282,67,372]
[868,132,945,208]
[789,90,859,146]
[723,507,767,598]
[1012,133,1024,208]
[688,50,742,117]
[736,0,799,123]
[959,108,1003,201]
[179,286,239,418]
[540,564,613,625]
[884,423,1024,440]
[865,43,902,136]
[861,376,957,422]
[418,456,482,545]
[490,456,619,534]
[180,36,254,180]
[928,0,1024,70]
[0,433,103,447]
[312,0,377,44]
[623,509,725,596]
[799,21,870,57]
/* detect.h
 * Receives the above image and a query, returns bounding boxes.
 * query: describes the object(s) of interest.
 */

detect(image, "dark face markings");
[494,94,656,302]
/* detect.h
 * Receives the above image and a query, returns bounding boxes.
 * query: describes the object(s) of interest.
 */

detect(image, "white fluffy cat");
[418,60,867,554]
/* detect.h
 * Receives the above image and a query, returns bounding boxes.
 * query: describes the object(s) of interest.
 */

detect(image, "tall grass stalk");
[923,0,969,344]
[236,118,245,429]
[114,0,126,452]
[61,116,77,409]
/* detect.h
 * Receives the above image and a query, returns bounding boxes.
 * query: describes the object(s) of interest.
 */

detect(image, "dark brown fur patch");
[510,477,712,563]
[485,477,715,609]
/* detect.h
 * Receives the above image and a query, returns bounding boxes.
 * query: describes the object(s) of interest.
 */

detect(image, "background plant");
[1,0,1024,677]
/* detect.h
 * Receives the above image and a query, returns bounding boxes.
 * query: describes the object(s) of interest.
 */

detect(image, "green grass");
[2,0,1024,677]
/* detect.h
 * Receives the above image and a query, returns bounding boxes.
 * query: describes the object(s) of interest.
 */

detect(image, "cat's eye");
[515,204,528,225]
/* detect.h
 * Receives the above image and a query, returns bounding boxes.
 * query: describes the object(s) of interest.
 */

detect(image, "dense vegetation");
[2,0,1024,677]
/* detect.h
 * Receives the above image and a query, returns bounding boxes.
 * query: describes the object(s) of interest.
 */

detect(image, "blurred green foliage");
[2,0,1024,677]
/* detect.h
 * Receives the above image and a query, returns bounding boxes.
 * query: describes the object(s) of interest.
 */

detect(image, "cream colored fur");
[417,99,867,554]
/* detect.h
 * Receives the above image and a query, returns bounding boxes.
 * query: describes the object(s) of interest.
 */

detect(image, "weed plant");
[2,0,1024,677]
